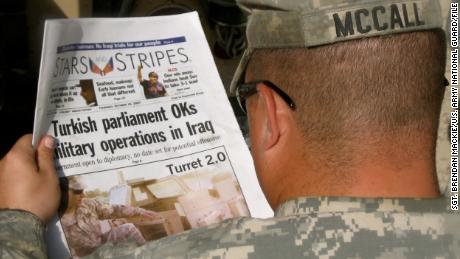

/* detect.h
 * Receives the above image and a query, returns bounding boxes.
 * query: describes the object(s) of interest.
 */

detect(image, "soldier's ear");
[257,83,296,151]
[257,84,280,150]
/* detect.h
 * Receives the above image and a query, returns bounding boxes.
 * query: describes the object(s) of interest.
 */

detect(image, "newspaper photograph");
[32,12,272,258]
[59,150,249,257]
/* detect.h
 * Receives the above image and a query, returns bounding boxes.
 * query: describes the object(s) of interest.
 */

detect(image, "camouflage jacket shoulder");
[0,209,46,259]
[1,197,458,259]
[88,196,460,259]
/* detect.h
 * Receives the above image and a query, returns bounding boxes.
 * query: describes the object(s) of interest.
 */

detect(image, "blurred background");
[0,0,248,156]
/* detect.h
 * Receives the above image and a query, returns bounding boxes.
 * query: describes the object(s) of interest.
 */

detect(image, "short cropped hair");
[246,30,446,170]
[148,72,159,78]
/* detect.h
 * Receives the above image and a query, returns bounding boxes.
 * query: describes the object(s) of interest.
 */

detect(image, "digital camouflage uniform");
[1,0,458,258]
[60,199,147,257]
[1,197,460,258]
[0,209,46,259]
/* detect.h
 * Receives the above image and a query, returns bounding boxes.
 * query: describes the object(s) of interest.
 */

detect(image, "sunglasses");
[71,189,84,195]
[236,80,296,113]
[236,77,450,114]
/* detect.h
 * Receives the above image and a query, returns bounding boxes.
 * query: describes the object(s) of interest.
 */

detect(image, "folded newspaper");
[32,12,273,258]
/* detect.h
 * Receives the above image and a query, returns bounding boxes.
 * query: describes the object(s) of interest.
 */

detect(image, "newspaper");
[32,12,273,258]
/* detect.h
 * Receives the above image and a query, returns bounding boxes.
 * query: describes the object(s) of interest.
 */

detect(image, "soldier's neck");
[267,134,440,209]
[65,205,77,215]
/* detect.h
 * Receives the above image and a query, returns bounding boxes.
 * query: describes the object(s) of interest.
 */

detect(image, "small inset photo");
[76,79,98,106]
[137,65,167,99]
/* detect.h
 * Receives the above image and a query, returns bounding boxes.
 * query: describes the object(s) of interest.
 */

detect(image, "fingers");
[11,134,34,157]
[37,135,56,177]
[0,134,60,223]
[14,134,33,148]
[145,211,161,219]
[6,134,36,171]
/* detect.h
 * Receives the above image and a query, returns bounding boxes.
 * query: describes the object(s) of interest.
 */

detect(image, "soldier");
[60,177,160,257]
[137,65,166,99]
[0,0,459,258]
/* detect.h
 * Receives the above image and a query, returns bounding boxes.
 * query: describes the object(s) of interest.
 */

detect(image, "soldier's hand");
[110,218,128,228]
[0,134,60,223]
[141,210,163,220]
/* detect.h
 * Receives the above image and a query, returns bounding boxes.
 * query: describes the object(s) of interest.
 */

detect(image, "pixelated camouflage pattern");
[84,196,460,259]
[61,198,149,257]
[0,209,46,259]
[230,0,444,93]
[1,197,459,258]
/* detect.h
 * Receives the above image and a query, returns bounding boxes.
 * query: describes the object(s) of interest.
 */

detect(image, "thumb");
[37,135,56,176]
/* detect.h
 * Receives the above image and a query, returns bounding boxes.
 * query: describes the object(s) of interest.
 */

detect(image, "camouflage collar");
[275,196,450,217]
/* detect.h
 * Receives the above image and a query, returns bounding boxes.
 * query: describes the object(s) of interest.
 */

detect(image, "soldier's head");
[232,0,447,208]
[68,177,86,208]
[148,71,159,85]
